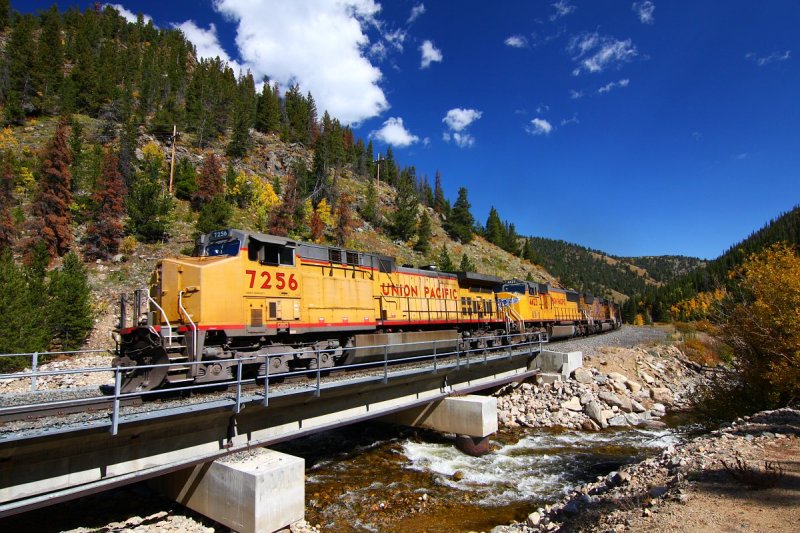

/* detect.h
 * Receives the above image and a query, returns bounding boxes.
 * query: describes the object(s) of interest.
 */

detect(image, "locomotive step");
[166,375,193,384]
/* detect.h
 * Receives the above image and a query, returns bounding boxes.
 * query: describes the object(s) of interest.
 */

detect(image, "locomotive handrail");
[178,290,198,359]
[146,289,174,348]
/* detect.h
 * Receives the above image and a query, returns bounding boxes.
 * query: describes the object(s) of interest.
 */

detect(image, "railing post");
[30,352,38,392]
[111,367,121,436]
[383,344,388,384]
[263,357,270,407]
[235,359,243,414]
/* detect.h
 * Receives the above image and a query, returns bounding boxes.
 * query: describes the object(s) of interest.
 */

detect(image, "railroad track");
[0,397,142,425]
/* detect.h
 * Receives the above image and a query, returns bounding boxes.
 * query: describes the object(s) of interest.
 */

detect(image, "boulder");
[639,371,656,384]
[651,388,674,405]
[527,511,541,527]
[607,415,629,427]
[624,412,642,426]
[579,391,594,405]
[573,367,593,384]
[598,391,633,412]
[562,397,583,412]
[608,372,628,383]
[631,399,647,413]
[626,380,642,393]
[584,400,608,428]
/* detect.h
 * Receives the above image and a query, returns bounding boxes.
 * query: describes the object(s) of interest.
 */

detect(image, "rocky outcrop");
[494,344,706,431]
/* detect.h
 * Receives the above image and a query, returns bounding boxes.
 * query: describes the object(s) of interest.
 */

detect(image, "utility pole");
[168,124,177,193]
[374,155,383,185]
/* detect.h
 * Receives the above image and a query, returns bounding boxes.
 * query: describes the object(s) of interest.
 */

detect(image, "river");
[273,418,689,532]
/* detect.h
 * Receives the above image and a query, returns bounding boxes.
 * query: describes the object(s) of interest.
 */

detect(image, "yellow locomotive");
[114,229,620,392]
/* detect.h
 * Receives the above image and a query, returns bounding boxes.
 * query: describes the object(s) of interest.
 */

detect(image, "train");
[113,229,621,392]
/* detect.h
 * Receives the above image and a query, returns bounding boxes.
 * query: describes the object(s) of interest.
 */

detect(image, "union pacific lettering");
[380,283,458,299]
[551,296,567,305]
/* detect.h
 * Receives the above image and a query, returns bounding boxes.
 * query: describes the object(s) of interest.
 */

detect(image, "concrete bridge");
[0,345,582,532]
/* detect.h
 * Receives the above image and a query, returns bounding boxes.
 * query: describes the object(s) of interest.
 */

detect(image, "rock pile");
[492,407,800,532]
[495,344,705,431]
[0,354,114,393]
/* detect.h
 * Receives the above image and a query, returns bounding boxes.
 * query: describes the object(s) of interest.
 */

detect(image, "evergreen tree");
[414,210,432,254]
[47,252,93,350]
[485,206,504,245]
[193,153,223,209]
[255,81,281,134]
[195,194,233,236]
[127,146,173,242]
[0,0,9,29]
[173,157,197,201]
[446,187,474,243]
[362,177,378,226]
[3,14,37,123]
[436,245,455,272]
[118,120,137,187]
[84,151,126,260]
[390,169,418,241]
[459,253,476,272]
[381,147,398,186]
[433,171,446,214]
[25,119,73,261]
[0,249,49,359]
[34,6,65,114]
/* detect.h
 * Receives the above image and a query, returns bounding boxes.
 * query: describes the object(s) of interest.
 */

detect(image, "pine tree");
[127,145,173,242]
[173,158,197,201]
[390,170,419,241]
[3,14,37,123]
[195,194,232,236]
[414,210,432,254]
[446,187,474,244]
[0,249,49,359]
[362,177,378,226]
[25,119,73,261]
[433,171,446,214]
[34,6,64,114]
[47,252,93,350]
[255,80,281,133]
[84,150,126,260]
[0,0,9,30]
[459,253,476,272]
[193,152,223,209]
[437,245,455,272]
[485,206,504,245]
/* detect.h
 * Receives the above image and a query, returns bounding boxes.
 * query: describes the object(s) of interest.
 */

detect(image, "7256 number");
[245,270,298,291]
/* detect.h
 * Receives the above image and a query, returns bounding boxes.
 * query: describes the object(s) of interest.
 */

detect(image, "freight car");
[113,229,620,392]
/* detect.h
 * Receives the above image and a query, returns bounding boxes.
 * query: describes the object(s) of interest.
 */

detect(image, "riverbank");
[493,407,800,532]
[494,340,709,432]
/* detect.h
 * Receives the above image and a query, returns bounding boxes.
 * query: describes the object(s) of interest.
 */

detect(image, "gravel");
[550,326,668,357]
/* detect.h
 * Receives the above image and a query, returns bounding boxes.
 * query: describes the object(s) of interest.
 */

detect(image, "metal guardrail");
[1,333,546,436]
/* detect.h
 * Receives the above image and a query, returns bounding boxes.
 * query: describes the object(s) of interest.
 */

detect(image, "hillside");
[626,206,800,322]
[523,236,705,303]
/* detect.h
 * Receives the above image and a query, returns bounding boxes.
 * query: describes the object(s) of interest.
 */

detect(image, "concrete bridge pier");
[383,395,498,456]
[152,448,304,533]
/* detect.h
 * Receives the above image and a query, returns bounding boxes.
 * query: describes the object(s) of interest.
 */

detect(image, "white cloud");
[746,50,791,66]
[598,78,630,94]
[369,41,387,60]
[408,3,426,23]
[173,21,245,73]
[371,117,419,147]
[570,89,584,99]
[528,118,553,136]
[420,40,443,68]
[560,113,579,126]
[550,0,576,21]
[106,3,153,25]
[535,104,550,114]
[569,32,638,75]
[212,0,388,125]
[442,108,482,148]
[443,108,482,132]
[632,1,655,24]
[692,131,702,141]
[384,28,407,52]
[505,35,528,48]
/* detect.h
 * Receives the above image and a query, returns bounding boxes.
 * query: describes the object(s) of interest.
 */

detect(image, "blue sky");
[19,1,800,259]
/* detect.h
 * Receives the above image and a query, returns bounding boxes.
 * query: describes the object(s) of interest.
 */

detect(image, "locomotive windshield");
[205,239,240,257]
[502,283,526,294]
